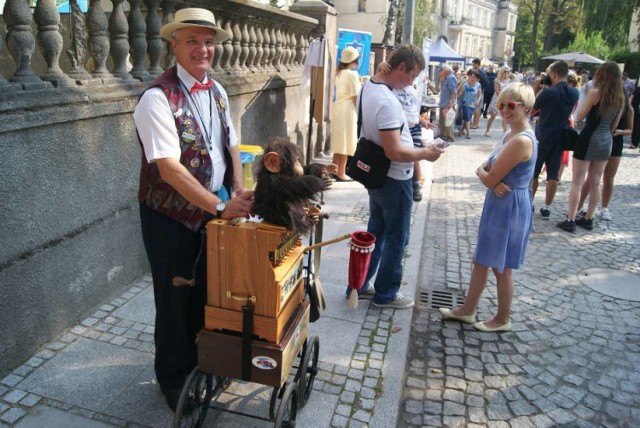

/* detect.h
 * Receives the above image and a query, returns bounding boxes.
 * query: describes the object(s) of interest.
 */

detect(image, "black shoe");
[556,219,576,233]
[539,207,551,219]
[161,386,182,412]
[575,217,593,230]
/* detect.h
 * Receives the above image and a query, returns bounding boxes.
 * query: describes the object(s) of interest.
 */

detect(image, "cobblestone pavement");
[400,137,640,427]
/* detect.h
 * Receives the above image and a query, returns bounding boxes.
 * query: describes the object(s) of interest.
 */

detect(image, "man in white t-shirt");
[352,44,445,309]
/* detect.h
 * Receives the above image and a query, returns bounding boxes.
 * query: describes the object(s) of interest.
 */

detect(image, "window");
[358,0,366,12]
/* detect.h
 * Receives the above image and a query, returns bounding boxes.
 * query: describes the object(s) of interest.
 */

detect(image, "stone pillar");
[161,0,179,68]
[289,0,338,157]
[3,0,51,89]
[129,0,151,81]
[87,0,114,80]
[66,0,93,84]
[34,0,73,86]
[145,0,163,77]
[109,0,133,80]
[238,18,250,72]
[220,18,233,72]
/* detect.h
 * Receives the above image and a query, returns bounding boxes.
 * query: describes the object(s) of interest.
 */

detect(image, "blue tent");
[429,38,464,63]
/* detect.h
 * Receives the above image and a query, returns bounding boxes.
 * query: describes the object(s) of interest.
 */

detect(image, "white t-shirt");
[393,85,420,126]
[357,80,414,181]
[133,64,238,192]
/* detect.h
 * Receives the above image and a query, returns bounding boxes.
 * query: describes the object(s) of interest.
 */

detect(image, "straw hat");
[160,8,231,43]
[340,47,360,64]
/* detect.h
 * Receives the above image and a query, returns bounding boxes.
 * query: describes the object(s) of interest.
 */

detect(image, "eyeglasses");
[497,101,524,111]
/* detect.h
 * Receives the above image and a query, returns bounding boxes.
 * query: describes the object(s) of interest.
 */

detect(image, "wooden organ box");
[204,219,306,343]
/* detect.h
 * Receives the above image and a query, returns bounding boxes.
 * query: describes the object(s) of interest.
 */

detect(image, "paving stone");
[0,407,26,424]
[442,389,464,404]
[405,400,423,414]
[331,414,348,427]
[2,389,27,404]
[335,404,350,417]
[508,400,536,416]
[0,374,22,387]
[486,403,511,420]
[18,394,41,407]
[547,408,575,424]
[352,409,371,423]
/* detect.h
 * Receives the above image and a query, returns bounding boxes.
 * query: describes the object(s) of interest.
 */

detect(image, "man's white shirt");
[133,64,238,192]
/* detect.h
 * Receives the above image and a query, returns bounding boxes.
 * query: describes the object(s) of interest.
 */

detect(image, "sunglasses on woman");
[497,101,524,110]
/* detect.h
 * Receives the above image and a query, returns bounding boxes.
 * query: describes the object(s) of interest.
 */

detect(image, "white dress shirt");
[133,64,238,192]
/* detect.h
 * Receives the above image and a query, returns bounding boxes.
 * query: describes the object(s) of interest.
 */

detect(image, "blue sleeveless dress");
[474,129,538,272]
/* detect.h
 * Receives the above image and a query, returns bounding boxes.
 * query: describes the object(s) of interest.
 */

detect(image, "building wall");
[334,0,389,43]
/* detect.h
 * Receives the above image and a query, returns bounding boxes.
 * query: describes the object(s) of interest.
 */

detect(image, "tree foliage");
[412,0,438,46]
[566,31,611,59]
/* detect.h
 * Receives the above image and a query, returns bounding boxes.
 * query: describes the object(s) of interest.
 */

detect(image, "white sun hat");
[160,8,231,43]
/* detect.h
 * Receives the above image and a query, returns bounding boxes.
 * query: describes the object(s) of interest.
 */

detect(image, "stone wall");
[0,0,328,377]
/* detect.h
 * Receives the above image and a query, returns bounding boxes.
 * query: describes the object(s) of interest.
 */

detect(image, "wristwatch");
[216,201,226,218]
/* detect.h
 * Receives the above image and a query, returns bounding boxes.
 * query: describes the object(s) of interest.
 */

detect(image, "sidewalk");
[398,126,640,426]
[0,157,434,427]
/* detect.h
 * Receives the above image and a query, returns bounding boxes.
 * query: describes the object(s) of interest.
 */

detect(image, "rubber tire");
[274,382,298,427]
[295,336,319,409]
[173,366,215,428]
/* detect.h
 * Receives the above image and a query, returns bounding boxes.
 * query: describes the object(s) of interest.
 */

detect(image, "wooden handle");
[303,233,351,253]
[172,276,195,287]
[226,291,257,303]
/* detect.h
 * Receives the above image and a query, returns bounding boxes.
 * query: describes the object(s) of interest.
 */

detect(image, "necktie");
[190,80,214,94]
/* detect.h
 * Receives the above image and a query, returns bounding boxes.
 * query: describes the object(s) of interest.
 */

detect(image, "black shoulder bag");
[345,84,391,189]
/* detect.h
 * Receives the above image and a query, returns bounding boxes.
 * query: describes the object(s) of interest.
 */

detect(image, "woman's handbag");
[562,128,579,151]
[346,85,391,189]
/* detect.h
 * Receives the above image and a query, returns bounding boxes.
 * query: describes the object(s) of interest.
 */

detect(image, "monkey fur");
[254,138,330,235]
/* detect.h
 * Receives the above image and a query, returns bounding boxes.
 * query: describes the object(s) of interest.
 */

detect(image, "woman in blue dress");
[440,83,538,332]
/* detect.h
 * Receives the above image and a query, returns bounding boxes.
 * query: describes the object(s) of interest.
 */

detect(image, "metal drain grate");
[419,289,465,310]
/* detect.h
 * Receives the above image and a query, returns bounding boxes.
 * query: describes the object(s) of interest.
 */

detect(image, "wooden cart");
[172,218,326,428]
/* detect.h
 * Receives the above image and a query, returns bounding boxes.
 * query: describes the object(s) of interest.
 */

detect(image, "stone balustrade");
[0,0,319,92]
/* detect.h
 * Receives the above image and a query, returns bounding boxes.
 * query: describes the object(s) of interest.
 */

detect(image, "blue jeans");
[365,177,413,304]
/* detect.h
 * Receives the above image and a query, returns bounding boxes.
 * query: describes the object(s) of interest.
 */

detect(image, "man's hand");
[221,190,253,219]
[423,143,445,162]
[377,61,391,74]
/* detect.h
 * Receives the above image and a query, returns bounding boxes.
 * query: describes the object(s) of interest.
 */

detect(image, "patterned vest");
[137,66,233,232]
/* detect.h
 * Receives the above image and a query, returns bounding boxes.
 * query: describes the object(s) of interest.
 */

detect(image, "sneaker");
[576,208,587,221]
[601,208,612,221]
[412,180,423,202]
[540,206,551,219]
[556,219,576,233]
[575,217,593,230]
[372,293,415,309]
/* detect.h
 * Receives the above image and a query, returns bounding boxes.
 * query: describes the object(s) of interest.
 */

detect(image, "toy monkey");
[254,138,332,235]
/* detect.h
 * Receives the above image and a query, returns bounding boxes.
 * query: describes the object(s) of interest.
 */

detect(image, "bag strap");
[357,84,365,138]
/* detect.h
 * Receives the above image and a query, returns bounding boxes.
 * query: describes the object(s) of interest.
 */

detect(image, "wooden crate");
[206,219,304,318]
[204,278,304,343]
[197,300,310,388]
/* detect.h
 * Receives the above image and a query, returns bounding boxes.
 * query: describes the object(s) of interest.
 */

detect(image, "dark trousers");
[482,91,494,117]
[632,112,640,148]
[139,203,207,390]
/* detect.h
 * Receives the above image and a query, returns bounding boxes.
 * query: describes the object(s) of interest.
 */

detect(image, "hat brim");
[160,22,231,43]
[340,53,359,64]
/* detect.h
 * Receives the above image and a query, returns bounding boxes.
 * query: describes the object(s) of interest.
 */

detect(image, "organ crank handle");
[303,233,351,253]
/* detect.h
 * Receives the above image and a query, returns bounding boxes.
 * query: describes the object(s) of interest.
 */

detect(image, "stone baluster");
[284,27,293,70]
[292,29,301,68]
[87,0,113,79]
[253,21,263,72]
[161,0,179,68]
[238,18,250,72]
[273,27,282,71]
[34,0,73,86]
[65,0,92,83]
[294,30,305,68]
[109,0,132,80]
[220,18,233,72]
[300,31,309,66]
[128,0,150,80]
[211,14,224,74]
[246,21,257,73]
[288,28,296,69]
[145,0,164,76]
[269,27,277,71]
[261,24,272,71]
[3,0,50,89]
[279,26,289,71]
[229,17,241,72]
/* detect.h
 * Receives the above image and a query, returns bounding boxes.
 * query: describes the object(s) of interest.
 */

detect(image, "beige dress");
[330,69,361,155]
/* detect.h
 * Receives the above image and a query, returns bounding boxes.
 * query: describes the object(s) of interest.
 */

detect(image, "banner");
[337,29,372,76]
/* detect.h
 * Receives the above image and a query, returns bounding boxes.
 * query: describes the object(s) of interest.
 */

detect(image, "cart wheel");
[268,386,280,421]
[173,367,216,428]
[295,336,319,409]
[274,382,298,427]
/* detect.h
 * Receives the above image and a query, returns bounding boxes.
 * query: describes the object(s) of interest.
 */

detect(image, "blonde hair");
[497,67,510,81]
[496,82,535,111]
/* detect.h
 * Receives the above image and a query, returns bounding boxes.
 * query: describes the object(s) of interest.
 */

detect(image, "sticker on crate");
[252,356,278,370]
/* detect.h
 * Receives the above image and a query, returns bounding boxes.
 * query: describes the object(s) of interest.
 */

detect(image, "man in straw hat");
[350,44,445,309]
[133,7,253,411]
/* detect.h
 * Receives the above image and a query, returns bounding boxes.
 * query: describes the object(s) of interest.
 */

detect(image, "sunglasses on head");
[497,101,524,110]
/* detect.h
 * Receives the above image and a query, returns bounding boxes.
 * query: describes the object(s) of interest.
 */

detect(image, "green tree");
[412,0,438,46]
[566,31,611,59]
[579,0,635,49]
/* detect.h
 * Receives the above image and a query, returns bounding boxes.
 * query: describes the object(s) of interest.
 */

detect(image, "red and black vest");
[137,66,233,232]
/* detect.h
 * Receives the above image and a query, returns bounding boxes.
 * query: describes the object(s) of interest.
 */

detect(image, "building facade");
[333,0,518,65]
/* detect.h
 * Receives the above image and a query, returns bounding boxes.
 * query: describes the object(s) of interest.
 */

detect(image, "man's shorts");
[534,138,564,181]
[461,105,474,122]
